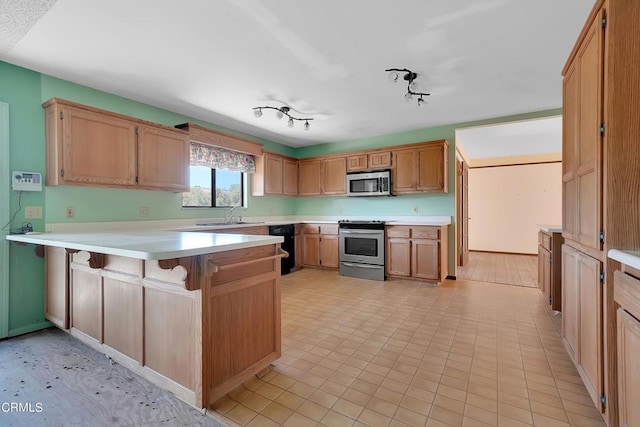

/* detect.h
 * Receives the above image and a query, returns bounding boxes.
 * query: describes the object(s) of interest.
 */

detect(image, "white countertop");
[538,224,562,233]
[608,249,640,270]
[6,231,283,260]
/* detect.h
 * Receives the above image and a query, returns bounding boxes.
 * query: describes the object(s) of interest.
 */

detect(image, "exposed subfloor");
[0,328,225,426]
[456,252,538,288]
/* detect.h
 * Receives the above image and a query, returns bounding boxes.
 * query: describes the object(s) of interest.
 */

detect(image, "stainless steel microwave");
[346,169,392,197]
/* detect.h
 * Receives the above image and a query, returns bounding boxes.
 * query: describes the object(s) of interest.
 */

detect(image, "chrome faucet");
[226,204,242,223]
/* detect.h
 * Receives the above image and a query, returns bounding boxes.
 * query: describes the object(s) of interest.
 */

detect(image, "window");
[182,166,244,208]
[182,142,255,208]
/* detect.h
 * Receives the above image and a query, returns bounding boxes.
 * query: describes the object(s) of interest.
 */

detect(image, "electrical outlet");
[65,207,75,218]
[413,206,419,213]
[139,207,150,217]
[25,206,43,219]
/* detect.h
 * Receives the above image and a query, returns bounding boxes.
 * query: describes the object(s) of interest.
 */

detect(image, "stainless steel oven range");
[338,220,385,281]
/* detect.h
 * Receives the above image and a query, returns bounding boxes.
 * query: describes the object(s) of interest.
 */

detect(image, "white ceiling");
[0,0,591,147]
[456,116,562,160]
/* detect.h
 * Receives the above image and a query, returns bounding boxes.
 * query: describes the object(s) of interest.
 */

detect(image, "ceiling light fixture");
[385,67,430,107]
[252,105,314,130]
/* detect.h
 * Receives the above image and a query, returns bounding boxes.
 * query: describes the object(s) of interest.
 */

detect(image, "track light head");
[252,105,314,130]
[385,67,430,107]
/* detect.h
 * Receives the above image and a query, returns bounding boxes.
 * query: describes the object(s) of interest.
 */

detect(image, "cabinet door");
[138,125,190,192]
[322,157,346,195]
[320,235,339,269]
[577,252,603,411]
[562,63,579,241]
[417,144,447,193]
[299,159,322,196]
[562,244,580,364]
[294,228,302,269]
[303,234,320,266]
[347,154,368,172]
[386,238,410,277]
[283,158,298,196]
[368,152,391,169]
[45,247,69,329]
[264,154,284,195]
[575,15,604,251]
[538,246,551,306]
[62,106,137,185]
[412,239,439,280]
[392,149,416,193]
[618,308,640,427]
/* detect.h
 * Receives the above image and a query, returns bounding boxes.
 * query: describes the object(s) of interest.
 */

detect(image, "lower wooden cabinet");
[302,224,339,269]
[386,225,448,282]
[561,244,603,412]
[45,247,69,329]
[538,230,564,311]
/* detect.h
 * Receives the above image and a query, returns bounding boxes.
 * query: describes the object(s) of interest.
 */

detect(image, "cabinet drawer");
[303,224,320,234]
[615,270,640,321]
[539,231,552,251]
[412,227,439,240]
[386,226,410,238]
[320,224,338,235]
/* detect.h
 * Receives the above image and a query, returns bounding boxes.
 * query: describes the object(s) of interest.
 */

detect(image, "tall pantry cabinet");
[562,1,640,425]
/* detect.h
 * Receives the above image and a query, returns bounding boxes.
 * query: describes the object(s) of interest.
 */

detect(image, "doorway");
[1,102,10,338]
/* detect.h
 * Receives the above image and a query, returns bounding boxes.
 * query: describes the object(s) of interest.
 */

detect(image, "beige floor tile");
[565,411,606,427]
[226,404,259,426]
[497,392,530,411]
[343,388,373,407]
[246,414,282,427]
[531,412,570,426]
[255,383,285,400]
[321,410,356,427]
[394,407,428,426]
[333,398,365,420]
[430,405,464,426]
[366,396,399,418]
[242,392,272,413]
[465,403,499,425]
[358,408,393,427]
[319,379,348,397]
[438,383,467,402]
[309,389,340,409]
[275,390,306,411]
[298,400,330,422]
[497,402,533,425]
[283,412,318,427]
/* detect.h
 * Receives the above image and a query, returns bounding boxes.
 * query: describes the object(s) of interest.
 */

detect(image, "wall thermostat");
[12,171,43,191]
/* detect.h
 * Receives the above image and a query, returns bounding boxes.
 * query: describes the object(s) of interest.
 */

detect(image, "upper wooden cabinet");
[562,8,604,251]
[392,140,448,194]
[43,98,190,192]
[137,125,190,191]
[298,157,346,196]
[346,151,391,172]
[251,152,298,197]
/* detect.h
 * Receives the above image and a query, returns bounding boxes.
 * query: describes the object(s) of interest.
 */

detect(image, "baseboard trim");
[470,250,537,256]
[446,275,456,280]
[9,321,53,338]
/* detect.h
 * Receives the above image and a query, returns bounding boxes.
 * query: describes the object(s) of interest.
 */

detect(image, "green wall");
[1,60,562,336]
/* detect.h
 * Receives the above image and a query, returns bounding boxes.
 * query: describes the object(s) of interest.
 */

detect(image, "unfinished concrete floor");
[0,328,226,426]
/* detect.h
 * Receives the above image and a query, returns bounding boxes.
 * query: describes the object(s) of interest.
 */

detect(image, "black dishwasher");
[268,224,295,275]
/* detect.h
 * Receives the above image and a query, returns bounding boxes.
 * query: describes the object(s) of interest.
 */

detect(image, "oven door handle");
[339,230,384,235]
[341,262,384,269]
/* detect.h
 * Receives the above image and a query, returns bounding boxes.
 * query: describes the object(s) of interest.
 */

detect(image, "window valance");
[189,142,256,173]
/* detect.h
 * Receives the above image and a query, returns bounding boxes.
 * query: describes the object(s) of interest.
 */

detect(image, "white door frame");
[0,102,10,338]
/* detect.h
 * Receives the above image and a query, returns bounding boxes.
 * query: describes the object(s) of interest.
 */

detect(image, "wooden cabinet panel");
[302,224,320,234]
[70,268,102,341]
[283,158,298,196]
[294,226,303,269]
[45,247,69,329]
[368,152,391,169]
[61,105,137,186]
[320,235,339,268]
[137,125,190,192]
[392,149,416,193]
[347,154,368,172]
[562,64,579,242]
[578,252,603,410]
[412,226,439,240]
[386,238,411,277]
[303,234,320,267]
[538,246,551,304]
[387,226,411,239]
[417,144,447,193]
[617,308,640,427]
[299,159,322,196]
[412,239,439,280]
[562,244,603,411]
[562,244,580,364]
[264,155,284,195]
[322,157,346,195]
[320,224,338,235]
[103,278,142,362]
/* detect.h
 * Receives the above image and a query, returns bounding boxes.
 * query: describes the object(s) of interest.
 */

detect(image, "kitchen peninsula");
[6,230,285,409]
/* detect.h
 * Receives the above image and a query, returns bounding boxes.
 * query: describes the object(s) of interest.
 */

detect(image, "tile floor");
[211,269,605,427]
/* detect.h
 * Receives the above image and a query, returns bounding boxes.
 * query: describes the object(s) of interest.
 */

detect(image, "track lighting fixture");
[252,105,314,130]
[385,68,430,107]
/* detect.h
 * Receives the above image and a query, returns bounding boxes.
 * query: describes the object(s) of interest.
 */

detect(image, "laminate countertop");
[6,231,283,260]
[608,249,640,270]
